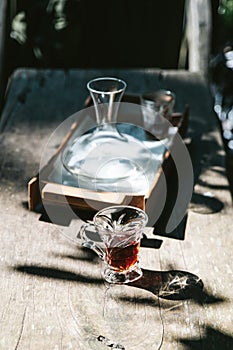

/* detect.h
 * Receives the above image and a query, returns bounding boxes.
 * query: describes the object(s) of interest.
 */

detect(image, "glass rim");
[87,77,127,95]
[93,205,148,225]
[141,89,176,102]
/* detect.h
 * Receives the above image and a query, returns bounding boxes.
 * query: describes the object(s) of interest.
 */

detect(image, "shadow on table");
[187,134,229,209]
[128,269,225,304]
[152,131,228,238]
[12,263,225,307]
[13,264,103,285]
[23,201,164,249]
[189,192,224,214]
[178,325,233,349]
[23,201,96,226]
[149,150,189,241]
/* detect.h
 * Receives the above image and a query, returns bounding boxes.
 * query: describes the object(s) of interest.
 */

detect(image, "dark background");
[6,0,185,74]
[4,1,233,75]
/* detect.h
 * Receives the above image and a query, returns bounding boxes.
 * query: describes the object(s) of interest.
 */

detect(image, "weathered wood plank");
[0,68,232,349]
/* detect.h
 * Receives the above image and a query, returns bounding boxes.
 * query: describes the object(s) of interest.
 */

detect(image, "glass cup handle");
[79,224,105,260]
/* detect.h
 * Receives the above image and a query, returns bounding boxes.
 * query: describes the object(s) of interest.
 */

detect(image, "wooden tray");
[28,95,189,213]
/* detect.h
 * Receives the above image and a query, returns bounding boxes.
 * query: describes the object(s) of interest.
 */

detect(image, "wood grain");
[0,68,232,349]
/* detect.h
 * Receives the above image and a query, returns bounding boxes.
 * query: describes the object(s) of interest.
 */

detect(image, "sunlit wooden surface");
[0,68,232,349]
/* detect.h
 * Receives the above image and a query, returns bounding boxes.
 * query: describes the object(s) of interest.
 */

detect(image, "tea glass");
[80,205,148,284]
[140,89,176,139]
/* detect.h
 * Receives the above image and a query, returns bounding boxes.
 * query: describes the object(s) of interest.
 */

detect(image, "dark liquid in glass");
[106,241,140,272]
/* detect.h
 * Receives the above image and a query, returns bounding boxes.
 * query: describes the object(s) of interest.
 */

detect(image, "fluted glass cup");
[80,205,148,284]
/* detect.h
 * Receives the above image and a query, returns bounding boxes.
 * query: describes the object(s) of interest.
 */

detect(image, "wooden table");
[0,68,232,349]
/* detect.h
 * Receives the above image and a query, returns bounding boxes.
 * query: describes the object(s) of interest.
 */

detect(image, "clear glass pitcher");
[62,77,132,183]
[80,205,148,284]
[61,77,156,188]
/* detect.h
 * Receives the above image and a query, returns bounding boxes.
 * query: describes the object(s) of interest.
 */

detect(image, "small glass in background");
[140,89,176,139]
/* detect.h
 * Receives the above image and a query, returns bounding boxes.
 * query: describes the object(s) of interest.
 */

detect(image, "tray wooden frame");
[28,96,189,212]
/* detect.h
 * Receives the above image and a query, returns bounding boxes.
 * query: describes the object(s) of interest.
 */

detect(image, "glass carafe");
[62,77,157,190]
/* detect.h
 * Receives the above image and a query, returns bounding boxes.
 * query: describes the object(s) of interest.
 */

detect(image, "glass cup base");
[103,264,143,284]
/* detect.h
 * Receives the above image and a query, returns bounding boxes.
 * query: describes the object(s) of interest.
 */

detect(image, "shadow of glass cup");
[79,205,148,284]
[140,89,176,139]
